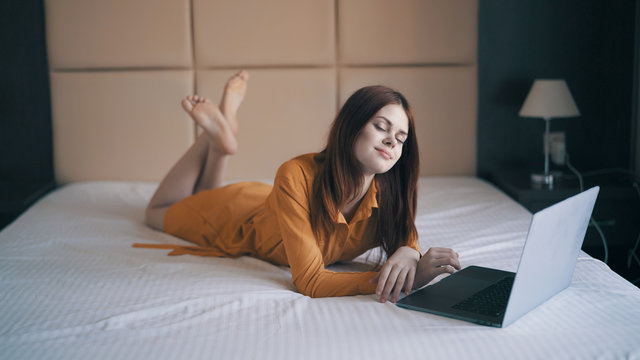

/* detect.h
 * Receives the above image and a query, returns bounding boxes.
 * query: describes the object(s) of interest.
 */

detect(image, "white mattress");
[1,178,639,359]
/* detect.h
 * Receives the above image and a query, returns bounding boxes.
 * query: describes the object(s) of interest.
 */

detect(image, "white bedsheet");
[1,178,639,359]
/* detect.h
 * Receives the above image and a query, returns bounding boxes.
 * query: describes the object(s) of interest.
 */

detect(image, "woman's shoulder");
[277,153,321,176]
[274,153,323,188]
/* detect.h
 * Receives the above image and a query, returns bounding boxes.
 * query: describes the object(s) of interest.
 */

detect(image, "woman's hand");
[370,246,420,303]
[413,247,461,290]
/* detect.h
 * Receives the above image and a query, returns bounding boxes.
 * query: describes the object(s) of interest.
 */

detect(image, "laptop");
[397,186,599,328]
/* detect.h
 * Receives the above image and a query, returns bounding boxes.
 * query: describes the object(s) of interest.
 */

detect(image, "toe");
[181,98,193,112]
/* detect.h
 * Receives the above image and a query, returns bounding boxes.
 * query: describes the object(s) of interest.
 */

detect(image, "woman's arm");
[271,162,378,297]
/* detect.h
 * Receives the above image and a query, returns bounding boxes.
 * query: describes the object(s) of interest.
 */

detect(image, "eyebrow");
[376,116,408,136]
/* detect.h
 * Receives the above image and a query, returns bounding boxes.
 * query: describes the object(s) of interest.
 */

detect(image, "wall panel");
[45,0,192,69]
[50,71,194,182]
[45,0,478,182]
[339,0,477,65]
[193,0,335,67]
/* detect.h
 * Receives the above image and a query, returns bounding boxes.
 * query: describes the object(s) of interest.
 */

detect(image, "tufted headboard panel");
[45,0,477,183]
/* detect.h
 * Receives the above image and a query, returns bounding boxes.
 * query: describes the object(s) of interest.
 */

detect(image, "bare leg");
[145,71,249,231]
[220,70,249,135]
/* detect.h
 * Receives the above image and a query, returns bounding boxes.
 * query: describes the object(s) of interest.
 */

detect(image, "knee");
[145,205,166,231]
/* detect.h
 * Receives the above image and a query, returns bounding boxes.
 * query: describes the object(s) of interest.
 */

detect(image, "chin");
[359,157,397,176]
[372,164,395,175]
[378,166,394,175]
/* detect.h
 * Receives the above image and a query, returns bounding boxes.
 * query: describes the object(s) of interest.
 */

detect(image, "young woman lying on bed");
[138,71,461,303]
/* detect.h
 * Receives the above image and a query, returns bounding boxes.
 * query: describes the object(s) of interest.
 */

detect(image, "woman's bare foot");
[181,95,238,155]
[219,70,249,135]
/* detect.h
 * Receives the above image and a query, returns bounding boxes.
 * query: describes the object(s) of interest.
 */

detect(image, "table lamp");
[519,79,580,187]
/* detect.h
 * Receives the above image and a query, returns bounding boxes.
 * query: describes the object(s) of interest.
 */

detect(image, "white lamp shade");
[519,79,580,119]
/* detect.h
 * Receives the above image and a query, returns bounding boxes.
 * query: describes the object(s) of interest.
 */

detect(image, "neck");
[361,174,374,196]
[340,174,374,222]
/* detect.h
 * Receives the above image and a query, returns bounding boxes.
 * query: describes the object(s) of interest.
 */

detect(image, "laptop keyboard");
[451,276,514,317]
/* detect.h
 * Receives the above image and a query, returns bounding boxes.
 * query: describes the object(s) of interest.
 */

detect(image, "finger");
[432,248,458,260]
[440,250,461,270]
[427,247,453,256]
[451,256,462,270]
[430,247,457,256]
[404,267,416,294]
[369,272,380,284]
[431,253,461,269]
[391,269,408,303]
[432,266,452,278]
[430,256,455,268]
[375,264,392,298]
[423,248,452,263]
[380,266,401,302]
[444,264,456,274]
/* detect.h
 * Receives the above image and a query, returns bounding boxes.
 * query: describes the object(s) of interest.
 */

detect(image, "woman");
[139,70,460,303]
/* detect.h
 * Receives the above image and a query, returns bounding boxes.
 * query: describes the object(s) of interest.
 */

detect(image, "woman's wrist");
[401,245,421,260]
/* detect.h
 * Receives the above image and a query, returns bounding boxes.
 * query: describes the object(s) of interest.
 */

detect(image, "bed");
[1,178,639,359]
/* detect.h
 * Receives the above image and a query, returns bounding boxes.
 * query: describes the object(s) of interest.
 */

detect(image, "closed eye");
[374,116,408,142]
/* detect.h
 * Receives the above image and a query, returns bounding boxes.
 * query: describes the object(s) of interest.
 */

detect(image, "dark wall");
[0,0,53,184]
[478,0,637,178]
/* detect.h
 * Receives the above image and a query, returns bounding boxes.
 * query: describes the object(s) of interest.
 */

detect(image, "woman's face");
[353,104,409,176]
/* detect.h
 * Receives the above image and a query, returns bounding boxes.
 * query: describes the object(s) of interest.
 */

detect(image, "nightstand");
[490,170,640,284]
[0,181,56,230]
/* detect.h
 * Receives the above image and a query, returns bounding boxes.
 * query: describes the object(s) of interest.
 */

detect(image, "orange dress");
[134,153,420,297]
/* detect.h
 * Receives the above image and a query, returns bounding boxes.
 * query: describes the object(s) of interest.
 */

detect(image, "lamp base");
[531,173,554,189]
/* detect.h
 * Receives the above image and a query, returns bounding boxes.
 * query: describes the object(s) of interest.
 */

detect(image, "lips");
[375,148,392,160]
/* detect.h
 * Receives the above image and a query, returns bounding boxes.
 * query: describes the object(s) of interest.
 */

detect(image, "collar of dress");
[336,179,378,225]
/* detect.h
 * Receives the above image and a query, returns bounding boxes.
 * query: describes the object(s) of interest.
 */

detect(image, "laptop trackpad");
[433,274,494,303]
[404,266,512,307]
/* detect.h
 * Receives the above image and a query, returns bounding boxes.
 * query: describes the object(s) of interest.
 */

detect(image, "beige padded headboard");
[45,0,477,183]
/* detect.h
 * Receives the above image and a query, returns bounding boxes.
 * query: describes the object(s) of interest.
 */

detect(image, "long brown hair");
[310,85,419,260]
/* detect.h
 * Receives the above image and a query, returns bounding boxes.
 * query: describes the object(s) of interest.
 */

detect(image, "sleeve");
[273,163,378,298]
[406,230,421,256]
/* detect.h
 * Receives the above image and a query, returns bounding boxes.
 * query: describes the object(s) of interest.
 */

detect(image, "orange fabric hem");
[132,243,229,257]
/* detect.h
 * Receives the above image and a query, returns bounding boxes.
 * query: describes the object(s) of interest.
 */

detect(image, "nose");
[383,137,397,148]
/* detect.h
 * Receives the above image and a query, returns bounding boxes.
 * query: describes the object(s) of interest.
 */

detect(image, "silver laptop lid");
[502,186,599,327]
